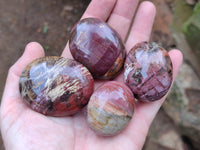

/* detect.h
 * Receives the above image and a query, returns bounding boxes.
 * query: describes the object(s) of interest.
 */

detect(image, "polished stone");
[69,18,126,79]
[19,56,94,116]
[87,81,135,136]
[124,42,173,102]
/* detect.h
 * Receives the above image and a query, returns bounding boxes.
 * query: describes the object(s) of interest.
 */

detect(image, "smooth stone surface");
[69,18,126,79]
[87,81,135,136]
[124,42,173,102]
[19,56,94,116]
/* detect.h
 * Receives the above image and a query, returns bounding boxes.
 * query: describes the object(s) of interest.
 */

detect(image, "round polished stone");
[69,18,126,79]
[124,42,173,102]
[19,56,94,116]
[87,81,135,136]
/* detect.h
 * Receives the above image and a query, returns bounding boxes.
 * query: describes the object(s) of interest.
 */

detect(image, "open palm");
[0,0,182,150]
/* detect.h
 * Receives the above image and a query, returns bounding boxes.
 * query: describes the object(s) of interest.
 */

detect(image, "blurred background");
[0,0,199,149]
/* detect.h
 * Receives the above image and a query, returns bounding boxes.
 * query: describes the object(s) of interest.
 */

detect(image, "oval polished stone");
[19,56,94,116]
[124,42,173,102]
[87,81,135,136]
[69,18,126,79]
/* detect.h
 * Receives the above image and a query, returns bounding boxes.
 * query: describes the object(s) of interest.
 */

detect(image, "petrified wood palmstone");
[69,18,126,79]
[19,56,94,116]
[87,81,135,136]
[124,42,173,102]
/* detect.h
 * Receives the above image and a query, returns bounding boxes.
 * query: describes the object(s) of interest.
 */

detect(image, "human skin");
[0,0,183,150]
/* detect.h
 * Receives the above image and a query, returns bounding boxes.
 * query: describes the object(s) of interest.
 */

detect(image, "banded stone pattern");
[69,18,126,79]
[19,56,94,116]
[87,81,135,136]
[124,42,173,102]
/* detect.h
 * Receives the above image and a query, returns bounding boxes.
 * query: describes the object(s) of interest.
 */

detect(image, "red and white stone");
[124,42,173,102]
[19,56,94,116]
[87,81,135,136]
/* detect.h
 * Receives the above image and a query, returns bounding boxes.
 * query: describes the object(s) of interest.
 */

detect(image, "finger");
[9,42,45,77]
[107,0,139,41]
[1,42,45,110]
[82,0,117,20]
[123,49,183,148]
[62,0,117,58]
[126,1,156,51]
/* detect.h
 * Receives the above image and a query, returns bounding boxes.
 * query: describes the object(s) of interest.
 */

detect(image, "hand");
[0,0,182,149]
